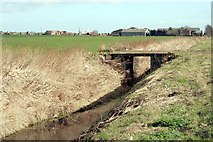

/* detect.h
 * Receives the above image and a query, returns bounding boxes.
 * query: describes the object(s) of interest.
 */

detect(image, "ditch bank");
[3,51,175,141]
[91,39,212,140]
[4,85,131,141]
[1,49,124,139]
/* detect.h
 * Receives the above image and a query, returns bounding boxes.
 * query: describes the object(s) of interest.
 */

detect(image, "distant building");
[89,30,99,36]
[45,30,61,35]
[166,27,179,36]
[156,26,202,36]
[60,31,67,35]
[66,32,72,35]
[179,27,191,36]
[14,32,27,35]
[26,31,36,35]
[111,29,123,36]
[179,26,202,36]
[44,30,72,35]
[9,32,17,35]
[111,27,150,36]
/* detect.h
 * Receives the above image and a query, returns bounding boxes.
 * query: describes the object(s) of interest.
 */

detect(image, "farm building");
[179,27,191,36]
[156,28,179,36]
[45,30,65,35]
[191,27,202,35]
[111,27,150,36]
[111,29,123,36]
[181,26,202,36]
[60,31,67,35]
[156,26,202,36]
[26,31,36,35]
[166,27,179,36]
[65,32,73,35]
[45,30,60,35]
[4,32,17,35]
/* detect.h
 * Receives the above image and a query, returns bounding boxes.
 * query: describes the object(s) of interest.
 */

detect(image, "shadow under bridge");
[99,50,175,85]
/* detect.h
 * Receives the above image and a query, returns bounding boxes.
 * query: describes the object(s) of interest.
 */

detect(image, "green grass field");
[2,35,171,53]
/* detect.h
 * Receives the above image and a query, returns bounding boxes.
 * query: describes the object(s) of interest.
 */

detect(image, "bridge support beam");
[150,54,162,71]
[99,51,175,85]
[129,56,134,78]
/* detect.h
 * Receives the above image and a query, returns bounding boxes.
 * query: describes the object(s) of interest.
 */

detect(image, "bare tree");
[92,30,99,34]
[204,24,213,37]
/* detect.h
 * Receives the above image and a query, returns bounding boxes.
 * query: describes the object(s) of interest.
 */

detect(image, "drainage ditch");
[3,52,175,141]
[4,85,131,141]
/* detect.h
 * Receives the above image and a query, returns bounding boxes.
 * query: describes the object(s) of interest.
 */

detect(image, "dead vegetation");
[106,37,202,84]
[0,48,123,139]
[111,37,202,51]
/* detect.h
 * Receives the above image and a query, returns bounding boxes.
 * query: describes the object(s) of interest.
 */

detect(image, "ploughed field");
[1,35,203,139]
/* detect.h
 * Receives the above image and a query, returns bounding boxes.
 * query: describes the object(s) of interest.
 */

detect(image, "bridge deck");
[99,50,175,85]
[99,50,172,56]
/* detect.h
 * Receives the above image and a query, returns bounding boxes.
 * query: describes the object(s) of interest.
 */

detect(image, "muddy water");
[5,100,117,140]
[4,87,129,141]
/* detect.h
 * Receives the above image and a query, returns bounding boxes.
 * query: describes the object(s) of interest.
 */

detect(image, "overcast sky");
[0,0,212,33]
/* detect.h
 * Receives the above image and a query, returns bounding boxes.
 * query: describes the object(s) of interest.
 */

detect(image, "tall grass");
[111,37,202,51]
[1,47,123,139]
[0,35,3,138]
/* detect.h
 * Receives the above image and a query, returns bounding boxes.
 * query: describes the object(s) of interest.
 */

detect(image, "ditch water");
[4,86,130,141]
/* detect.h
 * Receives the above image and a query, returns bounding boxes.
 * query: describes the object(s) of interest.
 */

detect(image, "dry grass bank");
[112,37,202,51]
[114,37,203,78]
[108,37,202,80]
[1,48,123,138]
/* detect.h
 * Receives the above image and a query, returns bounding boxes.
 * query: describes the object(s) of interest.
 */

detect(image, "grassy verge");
[93,38,212,140]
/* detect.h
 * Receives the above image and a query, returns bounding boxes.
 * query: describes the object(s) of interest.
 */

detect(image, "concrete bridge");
[99,50,175,85]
